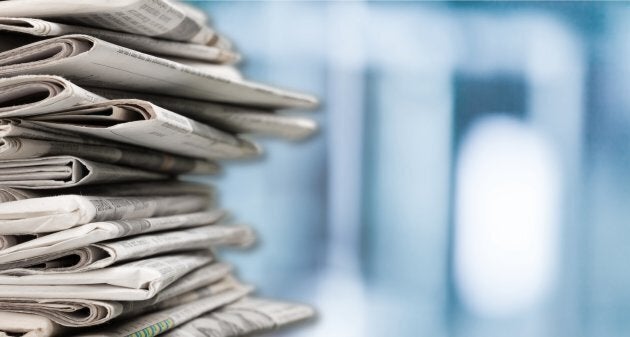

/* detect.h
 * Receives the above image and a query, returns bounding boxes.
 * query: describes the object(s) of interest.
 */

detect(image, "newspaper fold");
[25,99,259,160]
[0,263,234,327]
[0,75,105,118]
[0,252,213,301]
[163,297,316,337]
[0,311,64,337]
[0,17,238,63]
[0,180,213,203]
[0,193,214,234]
[1,75,316,140]
[72,285,253,337]
[0,156,167,188]
[0,0,225,46]
[0,224,254,274]
[0,136,220,174]
[0,35,317,108]
[94,88,319,140]
[0,210,225,266]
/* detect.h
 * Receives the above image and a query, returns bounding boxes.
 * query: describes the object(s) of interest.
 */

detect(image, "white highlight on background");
[455,115,560,317]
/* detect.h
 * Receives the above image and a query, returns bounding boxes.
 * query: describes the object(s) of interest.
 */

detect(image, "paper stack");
[0,1,317,336]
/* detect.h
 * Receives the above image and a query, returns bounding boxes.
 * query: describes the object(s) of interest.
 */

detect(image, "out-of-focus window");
[189,2,630,337]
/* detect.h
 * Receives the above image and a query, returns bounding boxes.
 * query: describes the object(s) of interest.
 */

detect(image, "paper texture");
[0,35,318,108]
[0,210,225,266]
[27,99,260,160]
[0,75,105,117]
[163,298,316,337]
[0,311,63,337]
[0,180,213,203]
[0,193,215,234]
[0,0,222,45]
[0,17,238,63]
[0,136,220,174]
[0,156,167,188]
[72,286,252,337]
[93,87,319,140]
[0,252,213,301]
[0,224,254,274]
[0,263,235,327]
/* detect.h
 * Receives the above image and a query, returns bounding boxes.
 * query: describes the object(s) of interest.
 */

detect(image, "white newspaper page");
[0,194,215,234]
[122,263,233,317]
[72,286,252,337]
[0,187,40,203]
[0,264,233,327]
[0,311,64,337]
[0,75,106,117]
[0,17,238,63]
[28,99,261,160]
[0,35,318,108]
[0,211,224,265]
[0,119,122,147]
[0,156,167,189]
[93,88,319,140]
[0,180,214,203]
[163,297,316,337]
[0,253,213,301]
[0,224,253,274]
[0,0,220,45]
[0,136,220,174]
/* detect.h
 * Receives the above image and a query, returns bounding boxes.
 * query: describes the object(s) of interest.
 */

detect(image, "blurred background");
[187,2,630,337]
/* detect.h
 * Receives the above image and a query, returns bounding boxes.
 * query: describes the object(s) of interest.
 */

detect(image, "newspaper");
[72,286,252,337]
[0,17,239,63]
[0,0,224,46]
[0,252,213,301]
[0,211,224,266]
[0,180,214,203]
[0,118,220,174]
[0,224,254,274]
[163,297,316,337]
[0,263,233,327]
[0,235,36,250]
[0,35,318,108]
[0,193,215,234]
[93,88,319,140]
[0,75,105,118]
[0,119,123,147]
[0,136,220,174]
[0,156,167,188]
[0,311,64,337]
[24,99,260,160]
[1,75,315,140]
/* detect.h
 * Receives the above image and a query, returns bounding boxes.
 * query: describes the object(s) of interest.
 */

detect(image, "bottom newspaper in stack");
[0,181,314,337]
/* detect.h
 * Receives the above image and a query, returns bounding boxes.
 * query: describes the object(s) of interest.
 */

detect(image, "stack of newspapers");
[0,1,317,336]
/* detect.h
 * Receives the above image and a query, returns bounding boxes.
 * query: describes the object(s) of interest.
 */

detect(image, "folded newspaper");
[163,297,316,337]
[0,225,254,274]
[0,0,228,46]
[0,17,239,63]
[0,211,226,265]
[0,155,166,188]
[0,35,318,108]
[0,195,218,234]
[0,180,214,203]
[27,99,260,160]
[1,75,317,140]
[0,264,236,327]
[0,252,213,301]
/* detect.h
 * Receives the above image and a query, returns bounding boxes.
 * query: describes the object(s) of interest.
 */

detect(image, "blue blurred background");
[187,2,630,337]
